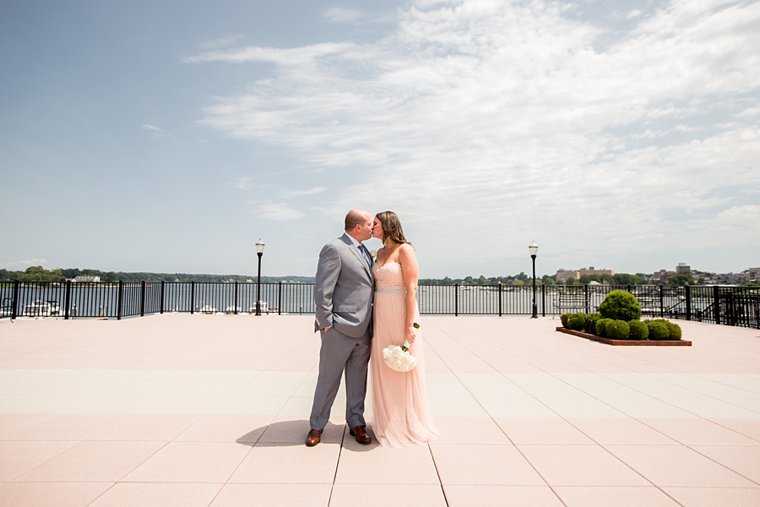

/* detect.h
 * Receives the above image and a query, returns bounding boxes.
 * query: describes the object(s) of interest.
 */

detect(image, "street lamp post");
[529,241,538,319]
[255,239,265,316]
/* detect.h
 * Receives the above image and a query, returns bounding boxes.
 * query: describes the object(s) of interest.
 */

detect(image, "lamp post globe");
[529,241,538,319]
[255,239,265,316]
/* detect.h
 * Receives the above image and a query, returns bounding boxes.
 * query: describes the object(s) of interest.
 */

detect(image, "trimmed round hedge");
[628,320,649,340]
[666,321,682,340]
[595,318,613,337]
[606,319,630,340]
[567,313,587,331]
[585,313,602,334]
[599,290,642,322]
[646,320,670,340]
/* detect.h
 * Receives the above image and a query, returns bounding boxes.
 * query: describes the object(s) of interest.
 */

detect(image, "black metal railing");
[1,281,758,329]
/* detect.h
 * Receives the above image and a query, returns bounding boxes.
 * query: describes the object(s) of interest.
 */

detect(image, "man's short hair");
[344,210,367,231]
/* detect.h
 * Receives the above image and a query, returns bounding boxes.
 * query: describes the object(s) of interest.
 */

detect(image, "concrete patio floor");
[1,314,759,506]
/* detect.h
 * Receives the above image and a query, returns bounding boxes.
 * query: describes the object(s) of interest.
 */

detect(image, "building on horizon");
[676,262,691,274]
[70,275,101,283]
[555,266,615,283]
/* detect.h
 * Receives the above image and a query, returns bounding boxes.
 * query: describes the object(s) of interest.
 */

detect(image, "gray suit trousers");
[309,326,372,430]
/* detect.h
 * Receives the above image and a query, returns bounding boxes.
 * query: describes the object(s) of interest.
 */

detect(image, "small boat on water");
[23,300,62,317]
[1,298,14,318]
[198,305,217,314]
[249,301,270,314]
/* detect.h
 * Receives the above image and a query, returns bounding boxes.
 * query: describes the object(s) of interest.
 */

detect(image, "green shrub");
[666,321,682,340]
[599,290,642,322]
[647,320,670,340]
[595,318,613,337]
[628,320,649,340]
[606,319,630,340]
[567,313,587,331]
[560,313,570,328]
[585,313,601,334]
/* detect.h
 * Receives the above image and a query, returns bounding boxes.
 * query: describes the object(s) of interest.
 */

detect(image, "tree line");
[2,266,743,287]
[0,267,311,284]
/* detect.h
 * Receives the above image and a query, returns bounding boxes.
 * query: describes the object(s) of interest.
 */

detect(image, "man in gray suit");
[306,210,374,447]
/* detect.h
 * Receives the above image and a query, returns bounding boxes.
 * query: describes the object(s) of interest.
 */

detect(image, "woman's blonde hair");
[375,211,408,245]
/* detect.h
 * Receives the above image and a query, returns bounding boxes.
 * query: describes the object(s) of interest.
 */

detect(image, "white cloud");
[232,177,254,190]
[283,186,327,197]
[323,7,365,23]
[185,42,356,66]
[255,202,304,221]
[626,9,643,19]
[141,123,167,137]
[191,0,760,275]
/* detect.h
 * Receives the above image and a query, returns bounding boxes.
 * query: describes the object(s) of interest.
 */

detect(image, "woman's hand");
[406,325,417,344]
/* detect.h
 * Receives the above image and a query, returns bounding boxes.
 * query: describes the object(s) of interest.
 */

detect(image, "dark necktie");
[358,244,372,267]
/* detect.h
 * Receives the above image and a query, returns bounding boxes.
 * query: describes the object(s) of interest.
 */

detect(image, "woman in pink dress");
[369,211,438,447]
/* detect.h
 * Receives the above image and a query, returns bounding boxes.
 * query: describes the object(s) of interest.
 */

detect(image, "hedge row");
[560,289,682,341]
[561,313,682,340]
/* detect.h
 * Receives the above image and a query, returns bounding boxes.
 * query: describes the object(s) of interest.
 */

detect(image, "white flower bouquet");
[382,323,419,373]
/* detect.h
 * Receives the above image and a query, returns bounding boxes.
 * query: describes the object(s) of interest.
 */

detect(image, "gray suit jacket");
[314,233,374,338]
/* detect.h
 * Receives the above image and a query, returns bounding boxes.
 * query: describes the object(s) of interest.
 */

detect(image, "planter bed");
[557,327,692,346]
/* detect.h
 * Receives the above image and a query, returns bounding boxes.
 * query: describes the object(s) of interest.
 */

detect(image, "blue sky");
[2,0,758,279]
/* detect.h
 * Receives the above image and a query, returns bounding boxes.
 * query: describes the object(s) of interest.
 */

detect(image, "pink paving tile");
[605,445,756,487]
[495,418,594,445]
[211,483,331,506]
[14,441,164,482]
[175,414,273,443]
[566,417,677,445]
[713,419,760,442]
[518,444,649,486]
[431,444,544,485]
[207,395,290,416]
[230,443,340,484]
[123,442,250,483]
[92,414,201,441]
[0,441,78,481]
[662,487,760,506]
[0,482,112,507]
[90,482,222,506]
[540,397,629,418]
[11,414,123,441]
[336,441,439,485]
[640,417,760,446]
[0,414,52,439]
[235,379,302,397]
[554,486,680,506]
[330,484,447,506]
[476,397,557,418]
[433,417,511,445]
[257,419,344,445]
[443,485,564,506]
[692,445,760,484]
[275,395,318,418]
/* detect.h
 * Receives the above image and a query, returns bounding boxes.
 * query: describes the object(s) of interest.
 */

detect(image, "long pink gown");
[370,262,438,447]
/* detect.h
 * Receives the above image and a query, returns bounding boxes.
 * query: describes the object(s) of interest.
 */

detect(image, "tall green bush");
[599,290,642,322]
[560,313,570,328]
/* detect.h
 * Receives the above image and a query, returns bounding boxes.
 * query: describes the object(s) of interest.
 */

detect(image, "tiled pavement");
[0,314,759,506]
